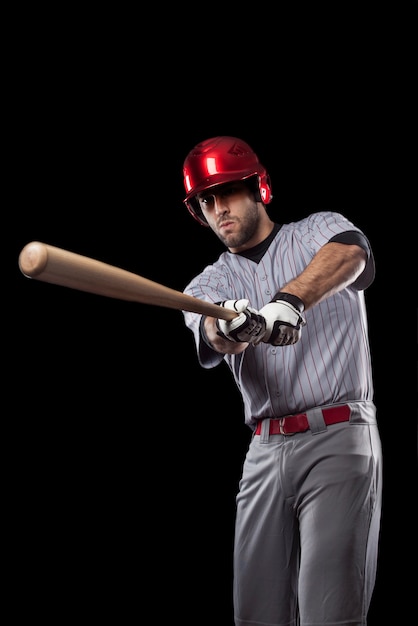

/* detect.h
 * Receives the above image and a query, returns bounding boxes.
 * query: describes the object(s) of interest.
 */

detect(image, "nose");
[212,194,228,216]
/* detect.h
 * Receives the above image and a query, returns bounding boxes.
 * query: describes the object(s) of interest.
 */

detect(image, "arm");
[199,242,368,353]
[277,242,368,311]
[257,242,368,346]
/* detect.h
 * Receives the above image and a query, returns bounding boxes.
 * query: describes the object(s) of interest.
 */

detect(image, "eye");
[199,195,215,207]
[198,184,244,208]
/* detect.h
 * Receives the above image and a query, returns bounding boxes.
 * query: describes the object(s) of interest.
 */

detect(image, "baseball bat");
[18,241,238,320]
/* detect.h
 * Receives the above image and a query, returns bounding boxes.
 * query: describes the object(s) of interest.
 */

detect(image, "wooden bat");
[18,241,238,320]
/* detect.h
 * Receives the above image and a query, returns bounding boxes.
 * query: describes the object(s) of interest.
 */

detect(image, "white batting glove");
[259,293,306,346]
[216,299,266,344]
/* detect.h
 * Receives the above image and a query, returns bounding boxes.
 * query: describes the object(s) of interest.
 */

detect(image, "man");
[181,136,382,626]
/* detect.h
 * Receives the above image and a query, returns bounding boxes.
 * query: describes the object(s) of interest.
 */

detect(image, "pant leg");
[295,422,382,626]
[233,430,300,626]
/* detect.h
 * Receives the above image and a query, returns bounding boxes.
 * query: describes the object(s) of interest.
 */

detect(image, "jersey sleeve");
[182,309,224,369]
[198,331,225,368]
[182,260,232,369]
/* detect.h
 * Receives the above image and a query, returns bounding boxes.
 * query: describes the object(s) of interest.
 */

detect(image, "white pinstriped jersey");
[182,211,375,428]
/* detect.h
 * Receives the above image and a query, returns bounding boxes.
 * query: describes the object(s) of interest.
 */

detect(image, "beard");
[215,202,260,249]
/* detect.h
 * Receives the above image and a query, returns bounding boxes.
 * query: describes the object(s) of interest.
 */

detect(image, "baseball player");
[180,136,383,626]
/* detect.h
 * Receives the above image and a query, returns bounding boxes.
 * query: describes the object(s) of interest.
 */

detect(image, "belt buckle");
[279,417,294,436]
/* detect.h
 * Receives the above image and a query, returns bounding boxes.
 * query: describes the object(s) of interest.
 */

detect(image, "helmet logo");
[229,142,251,157]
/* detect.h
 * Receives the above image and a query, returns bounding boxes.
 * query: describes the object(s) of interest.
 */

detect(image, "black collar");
[233,223,282,263]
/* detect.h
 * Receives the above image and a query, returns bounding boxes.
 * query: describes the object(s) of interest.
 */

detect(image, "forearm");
[279,242,367,310]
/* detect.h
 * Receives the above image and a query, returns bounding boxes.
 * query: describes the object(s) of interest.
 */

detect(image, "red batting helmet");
[183,136,273,226]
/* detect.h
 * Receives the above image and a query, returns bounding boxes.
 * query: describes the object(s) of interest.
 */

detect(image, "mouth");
[218,219,235,230]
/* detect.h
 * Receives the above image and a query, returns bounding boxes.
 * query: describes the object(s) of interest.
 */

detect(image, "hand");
[259,293,306,346]
[216,299,266,344]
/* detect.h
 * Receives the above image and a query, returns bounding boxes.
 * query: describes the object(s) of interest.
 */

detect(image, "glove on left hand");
[259,293,306,346]
[216,299,266,344]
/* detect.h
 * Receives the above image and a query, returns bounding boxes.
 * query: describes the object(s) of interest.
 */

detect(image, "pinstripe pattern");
[183,211,374,427]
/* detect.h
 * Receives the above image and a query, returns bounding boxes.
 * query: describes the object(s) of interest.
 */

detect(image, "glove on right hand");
[216,299,266,344]
[259,293,306,346]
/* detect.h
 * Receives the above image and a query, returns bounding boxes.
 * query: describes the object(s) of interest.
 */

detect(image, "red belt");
[254,405,350,436]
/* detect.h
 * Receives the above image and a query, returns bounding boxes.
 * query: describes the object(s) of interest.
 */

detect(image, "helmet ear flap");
[257,174,273,205]
[185,198,209,227]
[247,174,273,204]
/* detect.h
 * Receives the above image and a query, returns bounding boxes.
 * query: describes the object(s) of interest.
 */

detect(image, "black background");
[9,8,416,624]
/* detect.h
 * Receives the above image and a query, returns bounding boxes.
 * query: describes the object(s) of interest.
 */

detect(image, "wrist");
[272,292,305,312]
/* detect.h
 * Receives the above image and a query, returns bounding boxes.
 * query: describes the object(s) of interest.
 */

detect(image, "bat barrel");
[19,241,49,277]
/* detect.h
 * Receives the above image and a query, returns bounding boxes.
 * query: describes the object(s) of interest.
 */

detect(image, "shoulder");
[285,211,366,238]
[290,212,375,290]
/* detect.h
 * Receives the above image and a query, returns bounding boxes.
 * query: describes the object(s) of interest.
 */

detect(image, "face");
[197,182,261,250]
